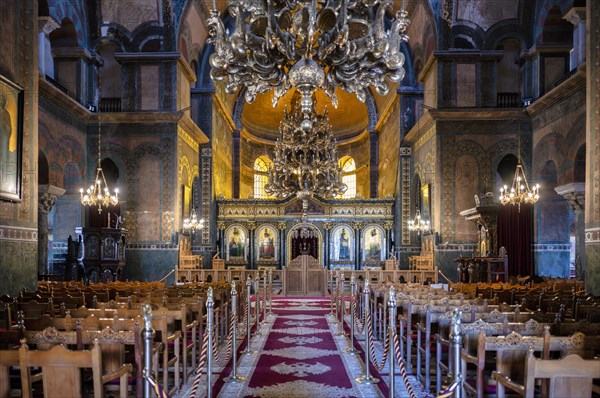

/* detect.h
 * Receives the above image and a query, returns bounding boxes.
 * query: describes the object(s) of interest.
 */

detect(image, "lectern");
[76,227,126,283]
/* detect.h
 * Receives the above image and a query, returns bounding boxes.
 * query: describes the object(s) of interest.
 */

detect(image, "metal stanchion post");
[344,273,358,355]
[268,268,273,316]
[206,287,214,397]
[243,276,256,356]
[450,308,463,398]
[335,271,346,336]
[334,270,340,322]
[262,270,267,324]
[388,286,397,398]
[224,282,246,383]
[142,304,155,398]
[356,280,379,384]
[254,277,263,336]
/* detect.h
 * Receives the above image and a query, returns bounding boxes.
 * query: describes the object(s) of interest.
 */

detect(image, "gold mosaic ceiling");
[241,87,369,143]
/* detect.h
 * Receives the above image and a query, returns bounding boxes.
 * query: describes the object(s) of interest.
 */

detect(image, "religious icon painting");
[0,75,23,202]
[331,226,353,261]
[363,226,384,262]
[226,225,247,261]
[256,225,277,261]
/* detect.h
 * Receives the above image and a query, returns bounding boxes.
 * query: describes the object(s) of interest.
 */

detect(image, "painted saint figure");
[228,227,245,259]
[259,229,275,259]
[339,228,350,260]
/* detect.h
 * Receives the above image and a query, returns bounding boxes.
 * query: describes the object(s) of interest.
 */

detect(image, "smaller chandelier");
[80,92,118,214]
[264,99,346,200]
[499,161,540,211]
[408,209,430,232]
[183,208,205,233]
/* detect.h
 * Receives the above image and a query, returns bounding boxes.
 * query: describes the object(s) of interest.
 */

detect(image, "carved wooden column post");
[38,185,65,276]
[247,221,256,269]
[354,222,363,270]
[323,222,332,269]
[278,221,287,268]
[555,183,586,278]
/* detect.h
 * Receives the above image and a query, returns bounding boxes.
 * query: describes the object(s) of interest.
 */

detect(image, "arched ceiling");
[241,87,369,142]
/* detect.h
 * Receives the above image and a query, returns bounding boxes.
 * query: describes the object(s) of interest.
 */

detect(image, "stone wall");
[0,0,39,296]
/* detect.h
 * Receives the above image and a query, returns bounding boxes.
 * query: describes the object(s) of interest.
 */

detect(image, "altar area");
[215,196,396,271]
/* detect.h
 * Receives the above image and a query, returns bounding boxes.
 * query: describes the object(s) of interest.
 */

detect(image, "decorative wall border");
[0,225,38,242]
[126,243,178,250]
[585,228,600,244]
[532,243,571,251]
[435,243,477,252]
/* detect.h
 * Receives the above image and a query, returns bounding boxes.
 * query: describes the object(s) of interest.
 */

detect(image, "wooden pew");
[493,350,600,398]
[19,339,131,398]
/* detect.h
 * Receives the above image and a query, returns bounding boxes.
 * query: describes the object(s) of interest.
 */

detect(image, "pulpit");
[76,227,126,283]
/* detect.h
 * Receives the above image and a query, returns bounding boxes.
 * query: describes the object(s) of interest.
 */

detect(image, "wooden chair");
[493,350,600,398]
[0,349,23,397]
[19,339,131,398]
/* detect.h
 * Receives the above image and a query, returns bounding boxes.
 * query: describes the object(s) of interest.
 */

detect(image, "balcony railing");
[99,97,122,112]
[496,92,521,108]
[553,68,577,88]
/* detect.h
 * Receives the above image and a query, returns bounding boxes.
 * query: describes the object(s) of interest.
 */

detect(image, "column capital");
[555,183,585,212]
[39,16,60,35]
[384,221,394,230]
[246,221,257,230]
[216,221,227,231]
[563,7,586,26]
[38,185,66,213]
[353,221,363,230]
[277,221,287,231]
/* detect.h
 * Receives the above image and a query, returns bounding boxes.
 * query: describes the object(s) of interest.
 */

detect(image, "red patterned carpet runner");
[178,297,428,397]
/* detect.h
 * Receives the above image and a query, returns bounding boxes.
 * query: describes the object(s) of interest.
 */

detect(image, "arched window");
[254,156,273,199]
[339,156,356,199]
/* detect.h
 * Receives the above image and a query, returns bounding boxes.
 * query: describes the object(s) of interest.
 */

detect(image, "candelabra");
[264,99,347,200]
[207,0,410,109]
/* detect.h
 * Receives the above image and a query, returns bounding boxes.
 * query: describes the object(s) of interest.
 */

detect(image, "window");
[254,156,273,199]
[339,156,356,199]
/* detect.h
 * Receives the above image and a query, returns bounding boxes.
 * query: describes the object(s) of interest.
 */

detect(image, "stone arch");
[533,132,565,180]
[48,2,87,47]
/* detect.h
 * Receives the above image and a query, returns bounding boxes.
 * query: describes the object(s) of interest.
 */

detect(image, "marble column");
[563,6,587,70]
[555,183,585,279]
[247,221,256,269]
[384,221,394,258]
[323,222,332,269]
[278,221,287,268]
[232,130,241,198]
[217,221,226,259]
[38,185,66,276]
[369,131,379,198]
[354,222,363,270]
[585,0,600,294]
[38,17,59,76]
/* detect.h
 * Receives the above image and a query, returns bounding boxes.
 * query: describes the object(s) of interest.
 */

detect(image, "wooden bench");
[493,351,600,398]
[19,339,131,398]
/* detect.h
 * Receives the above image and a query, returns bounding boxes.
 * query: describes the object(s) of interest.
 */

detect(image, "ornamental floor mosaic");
[176,297,430,397]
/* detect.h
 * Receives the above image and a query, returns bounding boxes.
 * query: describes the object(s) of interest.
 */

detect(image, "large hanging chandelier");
[407,209,429,232]
[183,208,206,233]
[499,139,540,211]
[264,99,347,200]
[80,76,118,214]
[207,0,410,109]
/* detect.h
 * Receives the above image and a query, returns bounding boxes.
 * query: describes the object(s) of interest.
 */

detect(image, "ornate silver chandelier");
[264,99,347,200]
[207,0,410,108]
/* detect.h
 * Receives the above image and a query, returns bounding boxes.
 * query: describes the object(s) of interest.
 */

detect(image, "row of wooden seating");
[0,280,240,397]
[360,281,600,396]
